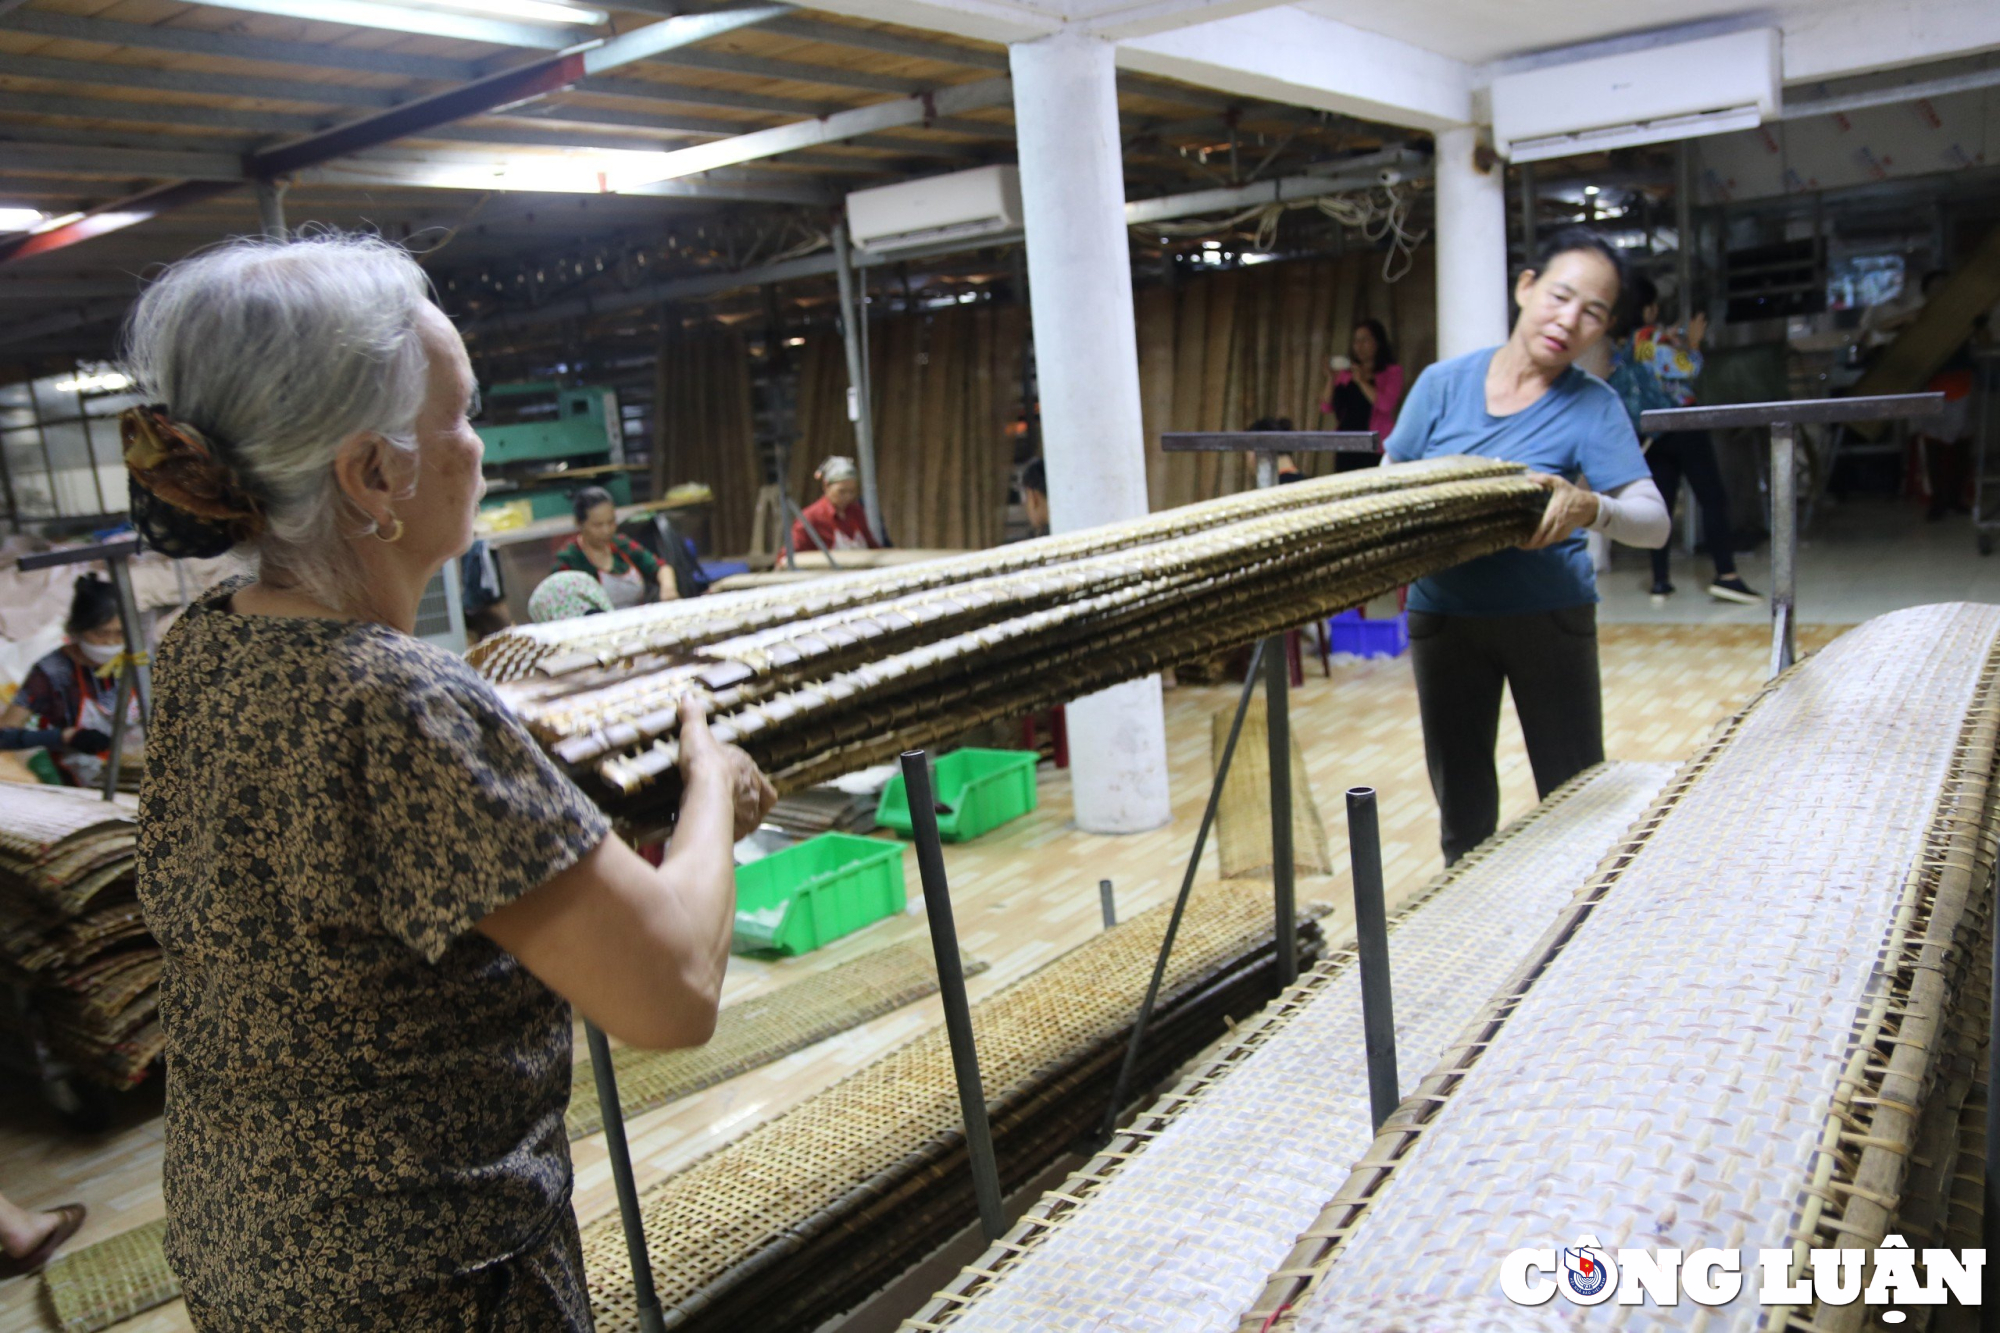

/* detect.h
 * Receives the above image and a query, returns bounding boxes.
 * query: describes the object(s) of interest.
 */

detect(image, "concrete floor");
[1598,492,2000,627]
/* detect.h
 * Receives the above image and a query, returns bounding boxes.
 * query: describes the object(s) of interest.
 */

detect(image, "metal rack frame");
[1640,394,1943,677]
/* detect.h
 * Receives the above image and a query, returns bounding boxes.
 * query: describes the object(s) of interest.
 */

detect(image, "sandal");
[0,1203,86,1278]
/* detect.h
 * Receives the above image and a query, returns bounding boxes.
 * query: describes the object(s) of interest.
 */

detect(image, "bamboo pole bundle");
[474,460,1545,834]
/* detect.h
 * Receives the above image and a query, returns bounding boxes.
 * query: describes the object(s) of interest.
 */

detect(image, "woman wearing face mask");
[1385,227,1671,866]
[0,575,130,783]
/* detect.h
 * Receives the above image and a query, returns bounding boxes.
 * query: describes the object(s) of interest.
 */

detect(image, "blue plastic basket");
[1328,609,1409,659]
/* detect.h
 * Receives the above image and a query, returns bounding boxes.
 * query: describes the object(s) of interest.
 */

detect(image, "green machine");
[476,381,634,522]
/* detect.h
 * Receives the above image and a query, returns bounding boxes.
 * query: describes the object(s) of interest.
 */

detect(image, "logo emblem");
[1559,1235,1619,1305]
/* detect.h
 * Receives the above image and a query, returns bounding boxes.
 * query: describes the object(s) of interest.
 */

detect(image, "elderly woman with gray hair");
[124,234,774,1330]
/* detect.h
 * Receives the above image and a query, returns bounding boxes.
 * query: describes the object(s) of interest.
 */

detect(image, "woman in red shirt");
[791,456,880,554]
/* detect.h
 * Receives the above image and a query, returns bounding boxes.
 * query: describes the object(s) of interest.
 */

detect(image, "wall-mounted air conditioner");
[846,165,1023,254]
[1491,28,1781,163]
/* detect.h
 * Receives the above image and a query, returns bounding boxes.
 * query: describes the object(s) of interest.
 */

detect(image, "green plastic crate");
[732,833,907,956]
[875,748,1040,843]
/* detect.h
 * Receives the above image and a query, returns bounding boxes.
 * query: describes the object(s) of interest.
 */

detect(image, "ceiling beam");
[616,76,1009,181]
[754,13,1237,112]
[0,5,794,263]
[0,140,246,181]
[301,153,837,205]
[169,0,590,51]
[432,121,974,168]
[577,72,829,116]
[644,47,926,94]
[760,14,1008,72]
[0,89,333,136]
[0,124,261,157]
[0,279,141,301]
[0,180,237,264]
[0,52,405,109]
[0,299,133,348]
[0,10,481,82]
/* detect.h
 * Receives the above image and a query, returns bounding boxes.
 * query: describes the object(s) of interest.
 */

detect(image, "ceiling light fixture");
[53,371,133,394]
[403,0,608,26]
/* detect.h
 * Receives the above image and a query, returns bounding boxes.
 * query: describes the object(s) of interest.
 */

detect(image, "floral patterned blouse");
[137,576,609,1324]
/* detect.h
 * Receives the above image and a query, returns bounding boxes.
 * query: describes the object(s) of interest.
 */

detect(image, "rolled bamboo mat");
[579,882,1332,1333]
[469,461,1545,835]
[39,1216,173,1333]
[566,939,985,1139]
[1249,603,2000,1333]
[900,761,1672,1333]
[469,459,1521,684]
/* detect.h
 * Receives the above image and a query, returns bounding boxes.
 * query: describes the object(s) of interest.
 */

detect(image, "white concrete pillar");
[1433,125,1511,360]
[1010,30,1171,835]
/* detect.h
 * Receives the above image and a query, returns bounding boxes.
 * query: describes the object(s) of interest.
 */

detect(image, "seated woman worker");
[554,485,676,608]
[0,574,124,781]
[1385,227,1669,866]
[124,233,775,1330]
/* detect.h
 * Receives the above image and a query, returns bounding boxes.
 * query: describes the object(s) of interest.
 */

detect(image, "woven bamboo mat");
[30,939,985,1333]
[40,1217,171,1333]
[566,939,985,1139]
[1256,603,2000,1332]
[0,786,158,1093]
[1213,699,1333,880]
[901,761,1671,1333]
[578,881,1324,1333]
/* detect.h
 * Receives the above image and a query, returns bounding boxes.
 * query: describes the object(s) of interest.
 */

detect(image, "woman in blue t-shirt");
[1384,228,1670,864]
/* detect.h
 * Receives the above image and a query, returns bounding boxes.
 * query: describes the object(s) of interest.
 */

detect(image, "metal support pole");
[1769,422,1797,677]
[781,492,842,570]
[100,665,133,803]
[900,750,1005,1242]
[105,554,153,722]
[1345,787,1399,1131]
[1985,862,1998,1321]
[255,177,288,242]
[1675,143,1696,319]
[1099,878,1116,929]
[1254,449,1297,989]
[586,1022,667,1333]
[1102,640,1269,1141]
[832,221,885,546]
[1264,637,1297,990]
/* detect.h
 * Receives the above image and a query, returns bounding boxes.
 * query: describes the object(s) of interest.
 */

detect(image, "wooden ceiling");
[0,0,1396,364]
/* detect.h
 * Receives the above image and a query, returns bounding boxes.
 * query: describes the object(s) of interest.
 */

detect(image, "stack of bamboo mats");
[900,760,1674,1333]
[468,459,1545,834]
[0,785,161,1093]
[1247,603,1997,1332]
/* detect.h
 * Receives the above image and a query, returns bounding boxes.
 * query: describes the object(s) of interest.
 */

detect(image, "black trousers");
[1645,430,1738,583]
[1408,606,1604,865]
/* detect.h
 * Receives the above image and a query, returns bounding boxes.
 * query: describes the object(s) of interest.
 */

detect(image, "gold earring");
[375,513,405,544]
